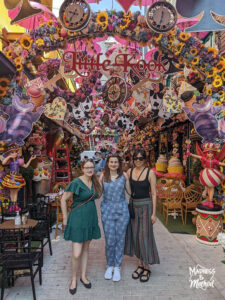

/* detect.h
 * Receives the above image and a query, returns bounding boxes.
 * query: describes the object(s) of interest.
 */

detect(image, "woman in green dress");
[61,159,102,295]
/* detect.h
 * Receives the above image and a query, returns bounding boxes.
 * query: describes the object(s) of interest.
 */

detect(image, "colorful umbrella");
[8,1,56,30]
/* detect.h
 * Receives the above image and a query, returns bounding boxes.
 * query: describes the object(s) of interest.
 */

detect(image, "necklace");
[111,174,118,181]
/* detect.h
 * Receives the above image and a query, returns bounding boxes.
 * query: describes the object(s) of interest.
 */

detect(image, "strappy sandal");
[140,268,151,282]
[132,265,144,280]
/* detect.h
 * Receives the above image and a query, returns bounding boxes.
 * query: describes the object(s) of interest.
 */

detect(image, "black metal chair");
[28,199,53,264]
[0,228,42,300]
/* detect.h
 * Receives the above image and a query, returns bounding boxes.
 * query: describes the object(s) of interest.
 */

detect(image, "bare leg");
[208,187,214,201]
[10,189,19,203]
[132,259,144,279]
[80,241,91,284]
[70,242,83,289]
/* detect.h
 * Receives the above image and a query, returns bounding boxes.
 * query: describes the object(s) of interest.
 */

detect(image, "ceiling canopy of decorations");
[1,0,225,146]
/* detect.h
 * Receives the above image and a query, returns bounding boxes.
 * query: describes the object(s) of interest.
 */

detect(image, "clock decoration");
[102,77,127,109]
[146,1,177,33]
[59,0,91,32]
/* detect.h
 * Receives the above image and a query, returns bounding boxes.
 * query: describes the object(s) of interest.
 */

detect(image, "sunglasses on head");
[134,156,144,161]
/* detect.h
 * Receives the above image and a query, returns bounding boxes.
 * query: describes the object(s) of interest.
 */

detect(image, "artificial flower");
[216,60,225,72]
[47,20,53,27]
[0,89,7,97]
[6,49,12,59]
[178,32,191,42]
[36,39,45,47]
[14,57,22,65]
[96,11,108,30]
[175,42,185,55]
[20,35,33,50]
[222,70,225,82]
[206,88,212,96]
[190,48,198,56]
[153,33,162,43]
[191,56,199,65]
[213,100,222,106]
[206,68,217,78]
[0,77,10,91]
[218,90,225,100]
[213,75,223,88]
[16,63,23,71]
[208,47,217,58]
[120,18,131,29]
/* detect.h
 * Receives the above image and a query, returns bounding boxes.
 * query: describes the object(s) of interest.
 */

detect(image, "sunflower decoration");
[47,20,53,27]
[212,75,223,88]
[208,47,217,58]
[36,39,45,47]
[0,89,7,98]
[216,60,225,73]
[96,11,108,30]
[20,35,33,50]
[200,63,207,71]
[153,33,162,43]
[14,57,22,65]
[178,32,191,42]
[16,63,23,72]
[191,56,199,65]
[190,48,198,56]
[213,100,222,106]
[222,70,225,82]
[6,49,12,59]
[206,88,212,96]
[218,90,225,101]
[0,77,10,91]
[175,42,184,55]
[120,18,131,30]
[206,68,217,78]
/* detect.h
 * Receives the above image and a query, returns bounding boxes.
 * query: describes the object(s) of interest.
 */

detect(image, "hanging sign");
[62,51,169,78]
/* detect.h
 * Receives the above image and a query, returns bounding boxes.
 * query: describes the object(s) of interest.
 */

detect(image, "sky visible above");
[53,0,145,17]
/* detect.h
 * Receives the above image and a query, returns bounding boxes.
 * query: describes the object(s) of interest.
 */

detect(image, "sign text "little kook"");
[62,52,168,77]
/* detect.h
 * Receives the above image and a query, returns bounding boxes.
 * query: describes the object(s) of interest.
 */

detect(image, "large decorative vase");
[196,204,224,245]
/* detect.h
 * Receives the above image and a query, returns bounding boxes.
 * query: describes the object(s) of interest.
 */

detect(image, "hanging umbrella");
[8,1,56,30]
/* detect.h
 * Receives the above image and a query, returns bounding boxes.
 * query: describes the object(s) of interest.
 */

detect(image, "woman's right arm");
[61,191,73,226]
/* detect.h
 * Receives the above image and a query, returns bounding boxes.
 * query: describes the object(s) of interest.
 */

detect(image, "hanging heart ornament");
[44,97,67,120]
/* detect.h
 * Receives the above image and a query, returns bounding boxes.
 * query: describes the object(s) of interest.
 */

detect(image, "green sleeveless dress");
[64,178,101,243]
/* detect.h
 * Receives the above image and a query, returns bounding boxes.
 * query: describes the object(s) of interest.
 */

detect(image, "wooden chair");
[182,184,202,225]
[156,178,168,213]
[162,185,184,225]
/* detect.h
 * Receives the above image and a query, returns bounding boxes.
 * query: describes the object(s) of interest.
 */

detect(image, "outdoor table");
[0,219,38,230]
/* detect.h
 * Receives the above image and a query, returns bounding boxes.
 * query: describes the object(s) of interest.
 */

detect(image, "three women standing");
[61,159,102,294]
[124,149,160,282]
[100,155,130,281]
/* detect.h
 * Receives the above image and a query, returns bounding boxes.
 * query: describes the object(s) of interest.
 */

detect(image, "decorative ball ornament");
[102,77,127,109]
[146,1,177,33]
[59,0,91,32]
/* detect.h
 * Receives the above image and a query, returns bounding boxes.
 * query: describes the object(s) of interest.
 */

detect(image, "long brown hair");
[81,160,102,196]
[103,155,123,182]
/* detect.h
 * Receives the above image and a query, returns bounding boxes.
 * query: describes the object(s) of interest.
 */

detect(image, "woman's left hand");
[151,214,157,224]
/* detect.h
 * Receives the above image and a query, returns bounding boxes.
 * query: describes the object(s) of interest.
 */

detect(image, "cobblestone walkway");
[4,201,224,300]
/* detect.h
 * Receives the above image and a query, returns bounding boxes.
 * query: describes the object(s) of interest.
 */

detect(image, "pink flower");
[22,50,28,57]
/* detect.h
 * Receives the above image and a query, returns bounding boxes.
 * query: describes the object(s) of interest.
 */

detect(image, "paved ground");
[3,200,225,300]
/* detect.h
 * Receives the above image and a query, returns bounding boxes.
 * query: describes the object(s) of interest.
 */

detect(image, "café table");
[0,219,38,230]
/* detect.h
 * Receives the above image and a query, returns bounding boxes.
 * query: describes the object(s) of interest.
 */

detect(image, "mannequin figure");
[1,143,36,206]
[191,143,225,208]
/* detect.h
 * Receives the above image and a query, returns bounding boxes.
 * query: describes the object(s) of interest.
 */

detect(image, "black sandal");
[132,266,144,279]
[140,268,151,282]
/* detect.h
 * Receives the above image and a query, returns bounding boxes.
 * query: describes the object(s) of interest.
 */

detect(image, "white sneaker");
[113,267,121,282]
[104,266,114,280]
